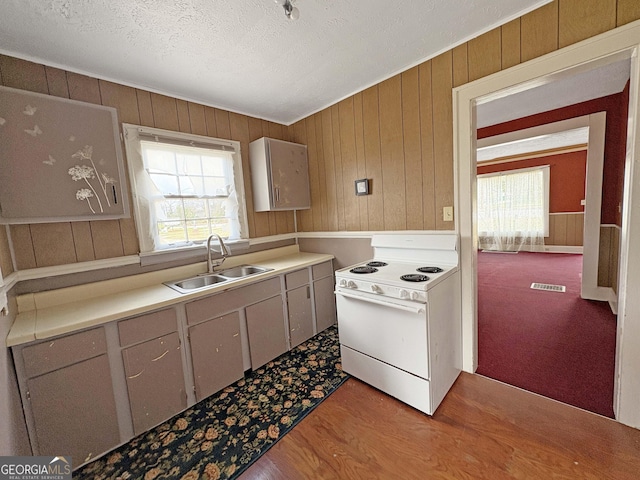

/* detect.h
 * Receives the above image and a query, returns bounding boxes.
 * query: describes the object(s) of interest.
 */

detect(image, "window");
[123,124,248,256]
[477,165,549,251]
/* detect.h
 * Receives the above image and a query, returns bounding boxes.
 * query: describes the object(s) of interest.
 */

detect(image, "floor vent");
[530,283,566,293]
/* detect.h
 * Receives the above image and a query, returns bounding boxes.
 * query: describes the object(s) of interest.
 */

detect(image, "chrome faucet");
[205,233,229,273]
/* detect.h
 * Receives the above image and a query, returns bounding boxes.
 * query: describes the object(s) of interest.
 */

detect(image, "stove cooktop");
[336,233,459,298]
[337,259,458,291]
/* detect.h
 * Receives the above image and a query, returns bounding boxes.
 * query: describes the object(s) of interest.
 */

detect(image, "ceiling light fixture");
[275,0,300,20]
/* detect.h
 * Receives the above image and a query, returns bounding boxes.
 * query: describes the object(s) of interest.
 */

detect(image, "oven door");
[335,288,429,379]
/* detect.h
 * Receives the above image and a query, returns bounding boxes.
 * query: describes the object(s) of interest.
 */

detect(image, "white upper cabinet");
[249,137,310,211]
[0,86,129,223]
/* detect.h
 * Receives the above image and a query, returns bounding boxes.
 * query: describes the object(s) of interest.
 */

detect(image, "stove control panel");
[336,278,427,302]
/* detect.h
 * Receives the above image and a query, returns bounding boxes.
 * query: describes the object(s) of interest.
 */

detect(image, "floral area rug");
[75,325,348,480]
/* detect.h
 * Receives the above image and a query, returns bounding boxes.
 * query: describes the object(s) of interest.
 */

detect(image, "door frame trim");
[453,20,640,427]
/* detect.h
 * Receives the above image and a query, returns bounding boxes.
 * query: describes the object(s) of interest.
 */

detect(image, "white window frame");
[122,124,249,263]
[477,164,550,236]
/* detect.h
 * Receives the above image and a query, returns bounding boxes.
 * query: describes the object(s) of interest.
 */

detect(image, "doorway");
[476,113,608,301]
[474,116,617,416]
[454,22,640,427]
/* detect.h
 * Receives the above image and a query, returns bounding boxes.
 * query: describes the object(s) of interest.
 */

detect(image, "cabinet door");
[189,311,244,401]
[288,285,313,348]
[245,295,288,369]
[27,354,120,464]
[0,85,129,223]
[314,275,337,332]
[268,139,310,210]
[122,332,186,434]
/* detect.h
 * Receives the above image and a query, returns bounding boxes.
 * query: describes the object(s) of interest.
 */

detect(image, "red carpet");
[476,251,616,418]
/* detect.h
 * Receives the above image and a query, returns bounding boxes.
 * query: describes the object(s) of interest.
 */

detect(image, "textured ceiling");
[0,0,551,125]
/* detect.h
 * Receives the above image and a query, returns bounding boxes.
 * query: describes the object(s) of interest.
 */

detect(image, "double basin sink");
[164,265,273,294]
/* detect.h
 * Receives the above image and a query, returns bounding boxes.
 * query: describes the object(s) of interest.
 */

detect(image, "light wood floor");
[241,373,640,479]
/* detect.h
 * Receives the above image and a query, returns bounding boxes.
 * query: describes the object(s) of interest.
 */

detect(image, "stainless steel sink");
[164,265,272,293]
[164,274,228,293]
[218,265,272,278]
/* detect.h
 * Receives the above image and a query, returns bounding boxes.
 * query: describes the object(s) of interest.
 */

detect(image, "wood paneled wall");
[287,64,452,233]
[1,0,640,273]
[0,56,295,271]
[546,213,584,246]
[288,0,640,234]
[599,225,621,292]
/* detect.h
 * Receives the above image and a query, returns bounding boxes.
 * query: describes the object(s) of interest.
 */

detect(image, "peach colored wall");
[477,151,587,213]
[478,89,629,225]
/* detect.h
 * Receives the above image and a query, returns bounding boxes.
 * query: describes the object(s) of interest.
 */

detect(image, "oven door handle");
[335,290,426,314]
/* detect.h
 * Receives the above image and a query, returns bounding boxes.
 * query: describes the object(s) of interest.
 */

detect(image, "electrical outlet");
[443,206,453,222]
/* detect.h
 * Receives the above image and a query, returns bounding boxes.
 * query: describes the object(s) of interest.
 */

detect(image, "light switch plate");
[443,206,453,222]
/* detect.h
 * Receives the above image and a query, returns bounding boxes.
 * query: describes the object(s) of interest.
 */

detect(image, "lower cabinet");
[186,276,287,371]
[314,275,337,332]
[246,295,288,368]
[188,311,244,401]
[28,355,120,464]
[121,332,187,435]
[285,268,314,348]
[118,307,187,435]
[13,258,337,466]
[312,261,337,333]
[287,285,313,348]
[15,327,120,464]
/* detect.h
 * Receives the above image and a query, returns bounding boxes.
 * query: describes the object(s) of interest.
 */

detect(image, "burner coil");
[350,266,378,274]
[400,274,430,282]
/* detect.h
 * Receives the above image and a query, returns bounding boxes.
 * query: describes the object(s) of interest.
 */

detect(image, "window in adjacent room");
[477,165,550,251]
[122,124,248,257]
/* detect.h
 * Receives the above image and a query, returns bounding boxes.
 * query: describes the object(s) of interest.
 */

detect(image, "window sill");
[139,239,250,267]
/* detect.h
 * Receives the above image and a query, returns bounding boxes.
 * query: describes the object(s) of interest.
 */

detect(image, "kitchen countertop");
[7,245,334,347]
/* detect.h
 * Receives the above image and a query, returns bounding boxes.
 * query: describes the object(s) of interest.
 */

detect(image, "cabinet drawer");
[285,268,309,290]
[312,261,333,280]
[118,308,178,347]
[22,327,107,378]
[186,277,281,325]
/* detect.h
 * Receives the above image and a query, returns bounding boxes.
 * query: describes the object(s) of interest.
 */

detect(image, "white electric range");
[335,233,461,415]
